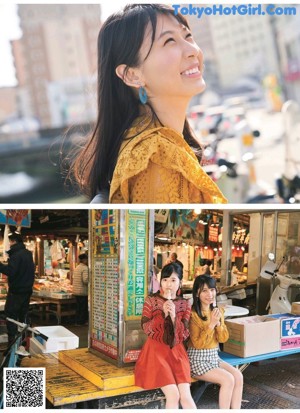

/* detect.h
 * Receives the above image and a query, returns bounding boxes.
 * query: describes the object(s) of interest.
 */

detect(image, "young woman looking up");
[70,4,227,204]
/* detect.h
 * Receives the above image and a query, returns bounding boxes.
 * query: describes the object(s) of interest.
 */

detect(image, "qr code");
[4,368,45,409]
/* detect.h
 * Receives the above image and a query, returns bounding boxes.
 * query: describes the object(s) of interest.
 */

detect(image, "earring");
[139,86,148,105]
[177,287,182,296]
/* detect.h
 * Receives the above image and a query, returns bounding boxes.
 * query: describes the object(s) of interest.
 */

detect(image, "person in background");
[69,4,227,204]
[187,275,243,409]
[135,262,196,409]
[72,253,89,326]
[202,259,212,275]
[169,252,184,270]
[0,232,35,345]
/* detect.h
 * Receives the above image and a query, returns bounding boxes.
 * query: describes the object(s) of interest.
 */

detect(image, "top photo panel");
[0,3,299,204]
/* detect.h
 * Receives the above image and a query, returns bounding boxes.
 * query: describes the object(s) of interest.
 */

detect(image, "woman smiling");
[70,4,227,204]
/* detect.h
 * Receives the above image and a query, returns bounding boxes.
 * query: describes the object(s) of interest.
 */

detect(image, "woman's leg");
[220,361,244,409]
[194,368,234,409]
[161,384,180,409]
[177,383,197,409]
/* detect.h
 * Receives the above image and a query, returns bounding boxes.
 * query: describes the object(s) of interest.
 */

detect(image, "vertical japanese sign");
[125,210,148,320]
[90,210,119,360]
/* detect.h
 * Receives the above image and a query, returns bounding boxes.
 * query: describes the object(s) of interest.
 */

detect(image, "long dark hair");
[192,275,217,320]
[69,4,202,199]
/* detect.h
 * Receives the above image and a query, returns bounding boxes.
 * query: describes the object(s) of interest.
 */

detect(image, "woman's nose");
[184,41,202,59]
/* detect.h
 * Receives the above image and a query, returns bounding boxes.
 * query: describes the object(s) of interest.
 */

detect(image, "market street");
[216,108,286,198]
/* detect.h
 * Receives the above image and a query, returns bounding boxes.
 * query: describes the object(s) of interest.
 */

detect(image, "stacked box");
[223,315,280,357]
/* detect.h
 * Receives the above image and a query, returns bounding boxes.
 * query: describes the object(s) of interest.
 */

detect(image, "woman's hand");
[210,307,221,328]
[163,299,176,322]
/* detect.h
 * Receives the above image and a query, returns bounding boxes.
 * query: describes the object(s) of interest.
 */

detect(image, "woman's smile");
[180,64,202,78]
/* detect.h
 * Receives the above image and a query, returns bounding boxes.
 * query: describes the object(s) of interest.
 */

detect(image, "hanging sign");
[0,210,31,227]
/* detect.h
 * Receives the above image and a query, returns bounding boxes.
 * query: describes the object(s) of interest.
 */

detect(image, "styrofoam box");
[31,325,79,353]
[29,338,44,355]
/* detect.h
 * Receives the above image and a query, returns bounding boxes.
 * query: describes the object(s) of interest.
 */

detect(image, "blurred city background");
[0,4,300,203]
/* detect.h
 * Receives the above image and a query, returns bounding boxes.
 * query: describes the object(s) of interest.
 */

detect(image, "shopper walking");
[187,275,243,409]
[69,4,227,204]
[0,232,35,344]
[135,262,196,409]
[72,253,89,325]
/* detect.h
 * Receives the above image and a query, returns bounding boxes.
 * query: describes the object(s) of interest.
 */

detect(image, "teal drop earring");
[139,86,148,105]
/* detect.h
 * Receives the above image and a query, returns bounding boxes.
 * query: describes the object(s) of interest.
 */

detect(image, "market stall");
[153,209,250,281]
[0,209,88,325]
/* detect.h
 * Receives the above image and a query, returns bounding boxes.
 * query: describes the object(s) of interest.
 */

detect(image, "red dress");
[135,293,192,389]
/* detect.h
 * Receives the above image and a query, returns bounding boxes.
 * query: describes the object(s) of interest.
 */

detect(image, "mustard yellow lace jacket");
[188,308,229,350]
[110,118,227,204]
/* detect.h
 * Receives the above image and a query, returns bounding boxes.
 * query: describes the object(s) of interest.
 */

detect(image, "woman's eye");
[186,33,192,39]
[164,37,175,45]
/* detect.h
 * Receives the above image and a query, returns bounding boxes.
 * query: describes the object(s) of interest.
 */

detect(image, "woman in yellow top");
[187,275,243,409]
[69,4,227,204]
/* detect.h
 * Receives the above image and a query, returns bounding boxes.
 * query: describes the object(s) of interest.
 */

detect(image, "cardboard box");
[31,325,79,353]
[223,315,280,357]
[280,336,300,350]
[291,302,300,315]
[266,313,300,337]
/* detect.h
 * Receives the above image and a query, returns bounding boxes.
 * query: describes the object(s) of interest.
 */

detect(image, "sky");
[0,2,125,88]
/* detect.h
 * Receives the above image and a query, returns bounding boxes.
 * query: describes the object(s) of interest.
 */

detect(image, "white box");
[29,337,44,355]
[31,325,79,353]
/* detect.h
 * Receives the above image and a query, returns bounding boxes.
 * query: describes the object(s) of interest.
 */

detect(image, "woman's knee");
[162,385,180,404]
[220,371,235,389]
[233,369,244,387]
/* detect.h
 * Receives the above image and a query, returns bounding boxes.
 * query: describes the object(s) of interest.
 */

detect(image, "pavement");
[198,353,300,409]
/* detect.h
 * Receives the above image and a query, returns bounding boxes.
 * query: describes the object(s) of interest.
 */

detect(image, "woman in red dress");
[135,262,196,409]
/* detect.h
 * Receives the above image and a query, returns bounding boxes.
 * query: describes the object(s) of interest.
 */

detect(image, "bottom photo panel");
[0,208,300,410]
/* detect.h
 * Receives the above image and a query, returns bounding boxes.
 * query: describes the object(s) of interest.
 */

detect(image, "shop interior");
[154,209,300,314]
[0,210,89,345]
[154,209,249,282]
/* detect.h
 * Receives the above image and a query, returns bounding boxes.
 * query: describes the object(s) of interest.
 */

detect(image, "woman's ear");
[115,64,143,89]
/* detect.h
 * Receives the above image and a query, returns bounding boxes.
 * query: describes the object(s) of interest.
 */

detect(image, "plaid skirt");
[187,347,220,377]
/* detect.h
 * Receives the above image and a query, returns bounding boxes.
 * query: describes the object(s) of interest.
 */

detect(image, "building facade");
[12,5,101,128]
